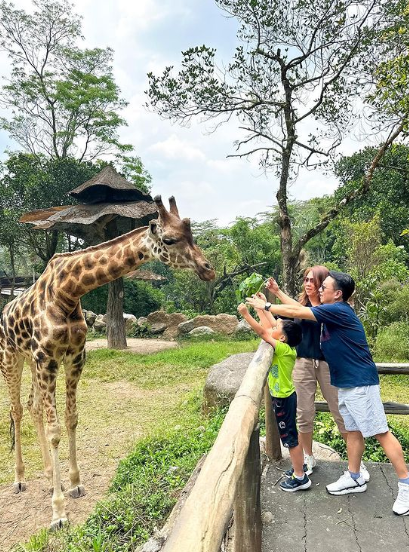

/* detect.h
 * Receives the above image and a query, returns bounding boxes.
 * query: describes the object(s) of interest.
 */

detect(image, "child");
[237,301,309,492]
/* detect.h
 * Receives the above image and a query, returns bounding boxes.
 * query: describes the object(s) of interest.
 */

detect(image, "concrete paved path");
[261,460,409,552]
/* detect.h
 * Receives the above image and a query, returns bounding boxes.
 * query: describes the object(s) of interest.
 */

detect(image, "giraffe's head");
[146,196,215,281]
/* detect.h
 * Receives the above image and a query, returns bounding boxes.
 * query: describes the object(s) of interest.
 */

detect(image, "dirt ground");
[0,339,179,552]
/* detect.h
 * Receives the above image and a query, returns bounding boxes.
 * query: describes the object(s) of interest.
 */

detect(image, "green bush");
[313,412,409,463]
[373,321,409,362]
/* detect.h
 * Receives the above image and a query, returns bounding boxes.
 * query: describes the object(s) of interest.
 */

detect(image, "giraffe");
[0,196,215,529]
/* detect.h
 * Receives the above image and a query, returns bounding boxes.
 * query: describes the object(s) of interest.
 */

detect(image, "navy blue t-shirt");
[310,302,379,388]
[296,301,325,360]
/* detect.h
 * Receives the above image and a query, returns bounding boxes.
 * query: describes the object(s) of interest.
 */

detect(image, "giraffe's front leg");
[38,358,68,529]
[65,348,86,499]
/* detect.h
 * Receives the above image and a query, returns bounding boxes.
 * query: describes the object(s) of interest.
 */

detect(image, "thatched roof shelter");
[69,165,152,204]
[20,165,158,243]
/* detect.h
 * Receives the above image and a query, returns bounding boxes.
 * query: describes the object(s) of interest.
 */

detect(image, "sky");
[0,0,371,226]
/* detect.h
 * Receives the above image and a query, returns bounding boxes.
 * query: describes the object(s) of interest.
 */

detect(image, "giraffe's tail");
[9,412,15,451]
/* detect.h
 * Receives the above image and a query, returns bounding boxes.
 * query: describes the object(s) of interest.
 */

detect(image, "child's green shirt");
[268,340,297,398]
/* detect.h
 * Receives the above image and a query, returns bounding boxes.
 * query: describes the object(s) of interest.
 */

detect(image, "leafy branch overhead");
[147,0,409,295]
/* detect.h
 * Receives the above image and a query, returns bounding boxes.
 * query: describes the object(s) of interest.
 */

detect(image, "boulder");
[84,310,97,327]
[93,314,106,333]
[189,326,215,336]
[178,319,196,335]
[203,352,255,412]
[163,313,188,339]
[150,322,167,335]
[192,314,238,335]
[147,310,167,325]
[123,313,137,333]
[137,316,148,326]
[178,314,239,337]
[235,318,253,336]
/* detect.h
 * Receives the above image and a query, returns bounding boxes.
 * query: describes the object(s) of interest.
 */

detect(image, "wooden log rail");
[162,341,274,552]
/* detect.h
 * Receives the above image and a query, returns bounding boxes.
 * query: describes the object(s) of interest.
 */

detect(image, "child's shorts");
[271,391,299,448]
[338,385,388,437]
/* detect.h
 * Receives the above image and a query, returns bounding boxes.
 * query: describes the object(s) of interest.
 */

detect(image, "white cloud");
[148,134,206,162]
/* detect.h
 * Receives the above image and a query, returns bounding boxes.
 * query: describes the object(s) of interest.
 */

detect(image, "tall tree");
[0,0,131,161]
[147,0,407,294]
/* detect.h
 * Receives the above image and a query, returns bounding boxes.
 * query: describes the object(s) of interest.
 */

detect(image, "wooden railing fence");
[152,349,409,552]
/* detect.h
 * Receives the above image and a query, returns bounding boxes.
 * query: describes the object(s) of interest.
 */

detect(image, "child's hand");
[266,277,279,294]
[237,303,248,316]
[246,296,265,310]
[256,291,266,301]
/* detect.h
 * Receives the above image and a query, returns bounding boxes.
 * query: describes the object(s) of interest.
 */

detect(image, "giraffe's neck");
[51,227,154,304]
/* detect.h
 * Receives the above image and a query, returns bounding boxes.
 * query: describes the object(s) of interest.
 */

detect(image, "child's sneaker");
[280,474,311,492]
[284,463,308,477]
[326,471,367,495]
[393,482,409,516]
[304,454,316,475]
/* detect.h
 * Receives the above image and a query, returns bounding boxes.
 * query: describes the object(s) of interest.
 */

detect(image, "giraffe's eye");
[163,237,178,246]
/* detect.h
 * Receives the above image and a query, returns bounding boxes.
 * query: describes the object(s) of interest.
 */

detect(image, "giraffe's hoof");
[48,483,65,495]
[50,517,69,531]
[13,482,26,493]
[69,485,85,498]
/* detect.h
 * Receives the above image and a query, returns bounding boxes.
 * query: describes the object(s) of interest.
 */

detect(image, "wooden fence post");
[233,424,262,552]
[264,383,282,461]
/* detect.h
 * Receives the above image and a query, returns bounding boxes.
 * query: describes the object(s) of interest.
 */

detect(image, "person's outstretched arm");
[266,277,299,306]
[254,292,276,328]
[246,296,317,321]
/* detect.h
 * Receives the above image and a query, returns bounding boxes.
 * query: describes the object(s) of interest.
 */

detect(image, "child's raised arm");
[237,303,277,348]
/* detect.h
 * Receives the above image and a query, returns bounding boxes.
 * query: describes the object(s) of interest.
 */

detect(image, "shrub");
[373,321,409,362]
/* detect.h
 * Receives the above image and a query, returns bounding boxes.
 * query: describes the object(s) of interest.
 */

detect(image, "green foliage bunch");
[373,322,409,362]
[314,412,409,463]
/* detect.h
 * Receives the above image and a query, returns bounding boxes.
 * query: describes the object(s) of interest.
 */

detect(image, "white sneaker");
[393,482,409,516]
[360,462,370,482]
[326,471,367,495]
[304,454,316,476]
[347,462,370,482]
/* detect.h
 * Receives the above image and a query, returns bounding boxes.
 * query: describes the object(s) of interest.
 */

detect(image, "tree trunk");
[105,218,127,349]
[107,276,127,349]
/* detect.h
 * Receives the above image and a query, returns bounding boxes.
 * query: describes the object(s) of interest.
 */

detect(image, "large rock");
[235,318,253,336]
[193,314,238,334]
[178,314,239,336]
[93,314,106,333]
[163,313,188,339]
[203,352,255,412]
[123,313,137,333]
[84,309,97,327]
[147,311,188,339]
[178,319,196,335]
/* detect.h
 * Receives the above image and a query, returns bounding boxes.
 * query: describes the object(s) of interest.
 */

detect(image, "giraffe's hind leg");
[64,348,86,499]
[1,353,26,493]
[27,362,53,485]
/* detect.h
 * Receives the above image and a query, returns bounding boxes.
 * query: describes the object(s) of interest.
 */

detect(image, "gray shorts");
[338,385,388,438]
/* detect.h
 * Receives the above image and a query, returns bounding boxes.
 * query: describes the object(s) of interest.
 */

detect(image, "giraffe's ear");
[149,220,158,235]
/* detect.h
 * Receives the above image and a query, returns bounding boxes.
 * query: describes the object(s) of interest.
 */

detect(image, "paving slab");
[261,460,409,552]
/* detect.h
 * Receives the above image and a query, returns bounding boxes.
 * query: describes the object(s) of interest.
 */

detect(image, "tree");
[334,144,409,246]
[147,0,407,295]
[0,0,131,161]
[0,153,101,264]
